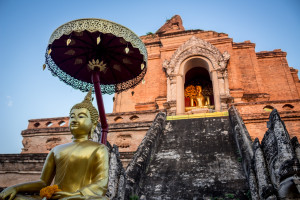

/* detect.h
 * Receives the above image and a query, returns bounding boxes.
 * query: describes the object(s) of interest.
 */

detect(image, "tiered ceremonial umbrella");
[45,18,147,144]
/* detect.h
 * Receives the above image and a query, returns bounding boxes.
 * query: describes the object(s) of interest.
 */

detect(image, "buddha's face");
[69,108,93,137]
[196,86,202,92]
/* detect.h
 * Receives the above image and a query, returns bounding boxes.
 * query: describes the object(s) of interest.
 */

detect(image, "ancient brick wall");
[112,16,300,145]
[290,67,300,96]
[0,154,47,188]
[21,110,158,154]
[231,42,261,95]
[256,50,299,100]
[22,117,71,153]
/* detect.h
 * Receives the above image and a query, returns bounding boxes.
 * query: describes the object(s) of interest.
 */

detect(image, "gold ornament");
[48,48,52,55]
[97,36,101,45]
[141,63,145,70]
[43,64,46,70]
[66,38,72,46]
[184,85,197,98]
[88,59,107,72]
[125,47,129,54]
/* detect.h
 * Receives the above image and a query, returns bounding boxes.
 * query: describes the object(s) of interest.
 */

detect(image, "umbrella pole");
[91,71,108,145]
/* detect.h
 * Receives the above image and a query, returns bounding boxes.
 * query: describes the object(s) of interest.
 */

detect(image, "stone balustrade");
[27,117,69,129]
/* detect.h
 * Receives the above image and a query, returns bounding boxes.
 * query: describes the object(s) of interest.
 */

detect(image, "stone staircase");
[138,117,249,199]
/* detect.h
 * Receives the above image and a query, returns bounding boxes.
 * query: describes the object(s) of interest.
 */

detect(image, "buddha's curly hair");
[70,90,99,125]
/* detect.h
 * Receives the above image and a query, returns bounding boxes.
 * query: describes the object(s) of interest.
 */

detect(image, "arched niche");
[184,63,214,109]
[176,56,219,113]
[163,36,231,114]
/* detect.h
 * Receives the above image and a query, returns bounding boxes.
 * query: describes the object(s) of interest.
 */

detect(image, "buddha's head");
[69,89,99,139]
[196,85,202,93]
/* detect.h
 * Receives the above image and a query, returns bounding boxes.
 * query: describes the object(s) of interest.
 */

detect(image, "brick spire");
[156,15,185,34]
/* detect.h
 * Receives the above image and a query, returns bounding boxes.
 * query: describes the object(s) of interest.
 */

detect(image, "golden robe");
[15,140,109,200]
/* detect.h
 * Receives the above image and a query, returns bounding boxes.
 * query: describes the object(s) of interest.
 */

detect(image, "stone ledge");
[110,121,153,130]
[0,153,47,160]
[22,127,70,135]
[256,49,287,59]
[141,29,228,41]
[207,37,233,45]
[0,171,41,174]
[230,99,300,106]
[143,41,162,46]
[241,111,300,122]
[158,30,229,40]
[107,110,159,117]
[233,41,256,49]
[28,117,68,123]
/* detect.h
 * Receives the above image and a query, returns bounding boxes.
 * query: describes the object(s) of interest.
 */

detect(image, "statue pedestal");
[185,106,211,114]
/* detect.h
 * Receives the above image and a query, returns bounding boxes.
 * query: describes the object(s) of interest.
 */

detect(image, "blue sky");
[0,0,299,153]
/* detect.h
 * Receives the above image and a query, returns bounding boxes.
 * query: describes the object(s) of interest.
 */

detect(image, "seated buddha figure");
[190,85,210,107]
[0,90,109,200]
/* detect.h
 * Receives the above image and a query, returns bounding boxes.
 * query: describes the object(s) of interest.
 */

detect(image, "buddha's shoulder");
[82,140,108,151]
[51,141,107,152]
[51,142,73,151]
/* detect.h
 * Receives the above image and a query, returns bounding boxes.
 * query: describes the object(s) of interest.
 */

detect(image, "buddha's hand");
[0,186,17,200]
[52,191,84,200]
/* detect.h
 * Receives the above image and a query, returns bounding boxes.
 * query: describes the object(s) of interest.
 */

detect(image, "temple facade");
[20,15,300,157]
[1,15,300,190]
[113,15,300,140]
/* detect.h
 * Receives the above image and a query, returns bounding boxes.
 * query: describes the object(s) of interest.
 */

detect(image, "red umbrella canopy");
[45,18,147,94]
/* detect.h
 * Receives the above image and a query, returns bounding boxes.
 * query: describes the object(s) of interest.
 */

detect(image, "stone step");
[139,117,249,200]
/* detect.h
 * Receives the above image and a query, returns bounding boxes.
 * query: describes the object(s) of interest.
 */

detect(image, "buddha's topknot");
[70,89,99,125]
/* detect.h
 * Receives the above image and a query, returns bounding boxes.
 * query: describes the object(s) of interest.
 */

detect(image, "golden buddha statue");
[185,85,210,108]
[0,91,109,200]
[193,85,210,107]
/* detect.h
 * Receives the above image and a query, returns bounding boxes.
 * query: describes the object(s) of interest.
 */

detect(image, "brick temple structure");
[1,15,300,189]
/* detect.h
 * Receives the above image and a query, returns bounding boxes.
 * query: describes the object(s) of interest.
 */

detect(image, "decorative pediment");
[163,36,230,75]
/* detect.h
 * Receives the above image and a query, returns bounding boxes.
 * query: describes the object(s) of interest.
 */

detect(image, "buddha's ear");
[89,123,97,140]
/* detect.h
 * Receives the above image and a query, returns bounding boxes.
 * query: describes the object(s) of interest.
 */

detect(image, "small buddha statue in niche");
[190,85,210,107]
[0,90,109,200]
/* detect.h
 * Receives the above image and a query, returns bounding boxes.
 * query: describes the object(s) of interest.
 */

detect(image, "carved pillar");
[166,77,171,102]
[162,74,176,115]
[217,70,225,95]
[211,70,221,111]
[176,74,184,114]
[223,70,230,95]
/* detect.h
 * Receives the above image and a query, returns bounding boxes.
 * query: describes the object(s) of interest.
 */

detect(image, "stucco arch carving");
[162,36,232,114]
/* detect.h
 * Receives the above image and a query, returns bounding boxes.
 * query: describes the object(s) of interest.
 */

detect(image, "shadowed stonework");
[229,106,300,199]
[126,113,248,199]
[141,117,248,199]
